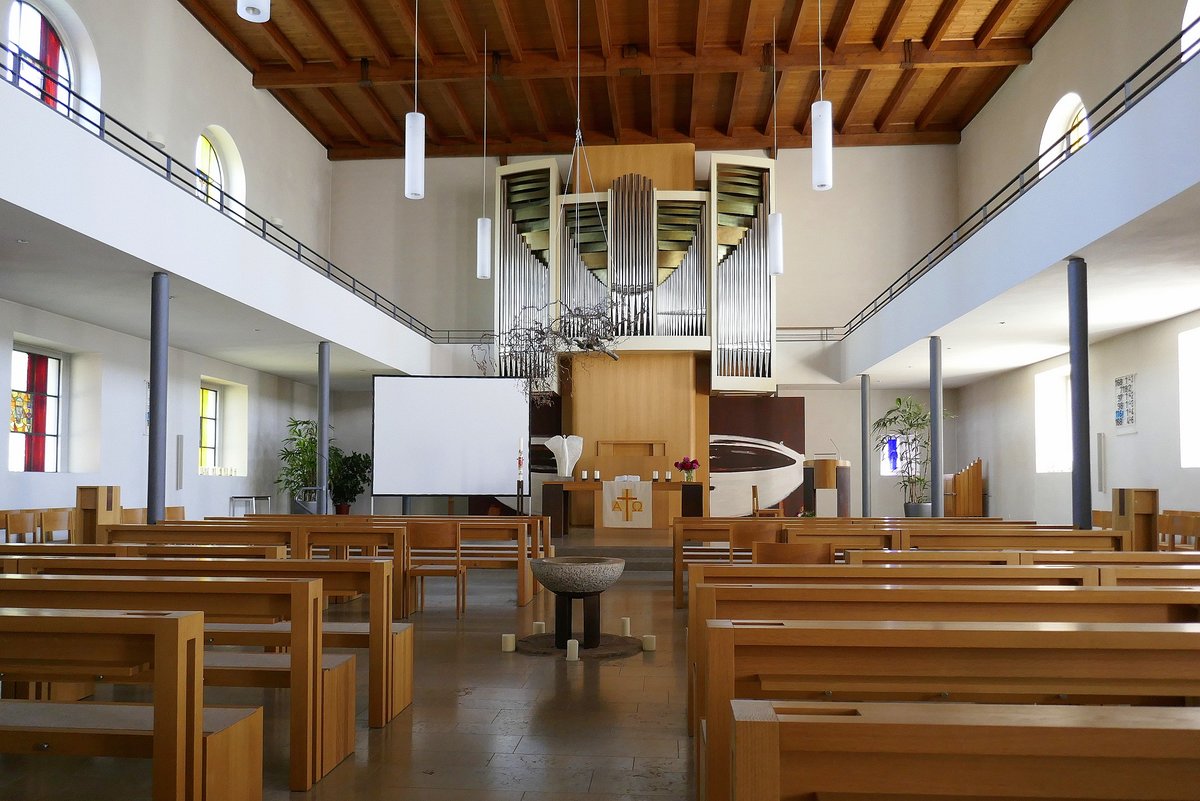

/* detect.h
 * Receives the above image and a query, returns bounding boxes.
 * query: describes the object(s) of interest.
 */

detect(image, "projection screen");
[372,376,530,496]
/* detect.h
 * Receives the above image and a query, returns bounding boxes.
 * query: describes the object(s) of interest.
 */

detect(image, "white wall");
[956,309,1200,523]
[1,298,316,515]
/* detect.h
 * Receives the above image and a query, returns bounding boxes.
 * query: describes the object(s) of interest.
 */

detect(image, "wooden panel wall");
[569,144,696,192]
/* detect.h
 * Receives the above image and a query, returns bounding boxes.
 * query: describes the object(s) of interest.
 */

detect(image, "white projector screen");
[372,376,530,496]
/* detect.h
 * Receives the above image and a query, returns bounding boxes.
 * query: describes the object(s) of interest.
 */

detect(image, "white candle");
[565,639,580,661]
[501,633,516,652]
[665,471,672,481]
[594,471,601,481]
[642,634,657,651]
[532,621,546,635]
[581,470,589,480]
[621,617,631,636]
[652,471,659,481]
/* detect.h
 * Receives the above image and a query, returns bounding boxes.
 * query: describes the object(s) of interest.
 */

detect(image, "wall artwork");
[1114,373,1137,435]
[709,396,805,516]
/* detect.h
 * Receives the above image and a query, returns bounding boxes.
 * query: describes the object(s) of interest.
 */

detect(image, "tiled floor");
[0,567,693,800]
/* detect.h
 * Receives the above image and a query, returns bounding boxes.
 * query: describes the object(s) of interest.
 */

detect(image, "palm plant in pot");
[277,418,373,514]
[871,397,934,517]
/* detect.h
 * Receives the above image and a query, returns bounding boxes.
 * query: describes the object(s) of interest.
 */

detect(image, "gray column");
[147,272,169,524]
[929,336,944,517]
[859,373,871,517]
[1068,257,1092,530]
[316,341,331,515]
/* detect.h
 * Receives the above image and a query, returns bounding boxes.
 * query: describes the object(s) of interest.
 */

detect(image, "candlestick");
[565,639,580,661]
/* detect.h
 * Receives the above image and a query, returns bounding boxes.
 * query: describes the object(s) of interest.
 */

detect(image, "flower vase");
[683,470,696,482]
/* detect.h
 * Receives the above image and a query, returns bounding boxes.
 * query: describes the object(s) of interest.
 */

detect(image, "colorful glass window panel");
[9,347,61,472]
[6,1,73,114]
[199,387,219,469]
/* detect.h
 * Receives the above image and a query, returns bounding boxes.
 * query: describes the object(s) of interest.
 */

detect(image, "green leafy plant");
[276,418,373,507]
[330,450,373,506]
[871,397,934,506]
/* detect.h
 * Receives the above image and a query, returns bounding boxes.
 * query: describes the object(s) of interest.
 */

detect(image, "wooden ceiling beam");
[287,0,350,69]
[327,128,961,159]
[695,0,708,56]
[955,64,1015,127]
[344,0,393,67]
[874,67,921,129]
[253,41,1032,88]
[649,0,660,56]
[915,66,963,130]
[388,0,437,65]
[359,85,405,143]
[974,0,1020,48]
[740,0,761,56]
[923,0,968,51]
[607,78,623,142]
[826,0,861,53]
[726,72,746,138]
[787,0,809,55]
[391,83,445,144]
[520,80,550,140]
[545,0,569,60]
[650,74,664,139]
[442,84,478,141]
[835,69,869,132]
[689,74,702,137]
[1025,0,1074,47]
[269,88,332,146]
[595,0,613,58]
[177,0,262,71]
[317,87,372,145]
[441,0,478,63]
[486,82,514,141]
[797,71,822,133]
[762,70,789,136]
[874,0,914,50]
[262,21,305,71]
[492,0,525,62]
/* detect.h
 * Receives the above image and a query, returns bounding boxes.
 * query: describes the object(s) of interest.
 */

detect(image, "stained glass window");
[9,347,61,472]
[5,1,73,115]
[199,386,219,470]
[196,134,224,209]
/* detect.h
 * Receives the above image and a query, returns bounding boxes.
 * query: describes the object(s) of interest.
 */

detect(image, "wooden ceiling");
[178,0,1075,160]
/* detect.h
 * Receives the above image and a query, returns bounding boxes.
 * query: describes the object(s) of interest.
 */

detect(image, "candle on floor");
[501,633,516,652]
[642,634,657,651]
[621,617,631,636]
[532,621,546,635]
[565,639,580,661]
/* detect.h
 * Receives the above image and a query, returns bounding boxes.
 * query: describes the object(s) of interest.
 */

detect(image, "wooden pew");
[97,523,301,552]
[730,699,1200,801]
[672,518,791,607]
[1101,564,1200,586]
[845,548,1022,564]
[687,582,1200,738]
[702,618,1200,801]
[0,608,205,801]
[5,554,406,728]
[0,542,287,559]
[784,525,1130,552]
[0,574,329,792]
[295,526,408,618]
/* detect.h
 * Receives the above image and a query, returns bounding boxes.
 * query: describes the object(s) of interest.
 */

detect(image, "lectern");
[802,459,851,517]
[75,485,121,544]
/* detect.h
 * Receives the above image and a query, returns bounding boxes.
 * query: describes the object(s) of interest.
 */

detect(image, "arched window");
[6,0,72,114]
[1184,0,1200,62]
[194,125,246,215]
[1039,92,1090,174]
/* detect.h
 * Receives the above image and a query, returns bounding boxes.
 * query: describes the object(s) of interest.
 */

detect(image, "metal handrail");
[0,43,487,346]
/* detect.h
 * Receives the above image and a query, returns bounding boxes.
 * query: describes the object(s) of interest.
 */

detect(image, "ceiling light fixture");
[236,0,269,23]
[768,16,784,277]
[404,0,425,199]
[812,0,833,191]
[476,29,492,280]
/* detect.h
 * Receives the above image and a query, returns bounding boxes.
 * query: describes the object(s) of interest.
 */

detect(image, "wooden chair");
[37,509,73,543]
[121,507,148,524]
[750,485,784,518]
[751,541,834,564]
[4,511,38,543]
[405,521,466,618]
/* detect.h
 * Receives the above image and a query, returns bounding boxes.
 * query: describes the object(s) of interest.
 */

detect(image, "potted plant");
[871,397,934,517]
[330,450,373,514]
[277,418,373,514]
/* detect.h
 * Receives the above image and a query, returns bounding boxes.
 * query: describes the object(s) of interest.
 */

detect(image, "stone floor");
[0,567,693,800]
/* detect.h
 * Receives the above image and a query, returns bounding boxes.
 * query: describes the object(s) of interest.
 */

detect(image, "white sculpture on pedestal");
[545,435,584,477]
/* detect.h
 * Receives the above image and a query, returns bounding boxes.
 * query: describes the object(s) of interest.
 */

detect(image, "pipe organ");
[494,148,777,394]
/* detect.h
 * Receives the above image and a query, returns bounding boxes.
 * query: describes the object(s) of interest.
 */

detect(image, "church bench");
[684,562,1099,609]
[783,525,1127,552]
[0,701,262,801]
[687,582,1200,736]
[672,519,792,607]
[2,554,403,728]
[0,542,287,559]
[729,699,1200,801]
[0,607,205,801]
[0,573,327,792]
[96,523,301,552]
[845,549,1023,565]
[1100,564,1200,586]
[701,618,1200,801]
[1022,550,1200,565]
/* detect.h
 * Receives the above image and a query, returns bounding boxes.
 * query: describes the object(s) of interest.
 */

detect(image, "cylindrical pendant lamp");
[811,100,833,191]
[405,112,425,199]
[237,0,270,23]
[476,217,492,280]
[768,211,784,275]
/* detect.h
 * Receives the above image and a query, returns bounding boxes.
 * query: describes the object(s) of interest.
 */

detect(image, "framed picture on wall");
[1114,373,1136,435]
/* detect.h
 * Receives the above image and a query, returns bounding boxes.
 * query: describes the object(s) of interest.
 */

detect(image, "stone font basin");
[531,556,625,594]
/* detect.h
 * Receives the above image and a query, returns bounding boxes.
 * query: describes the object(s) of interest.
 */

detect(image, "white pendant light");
[404,0,425,200]
[236,0,269,23]
[812,0,834,191]
[768,18,784,276]
[476,30,492,280]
